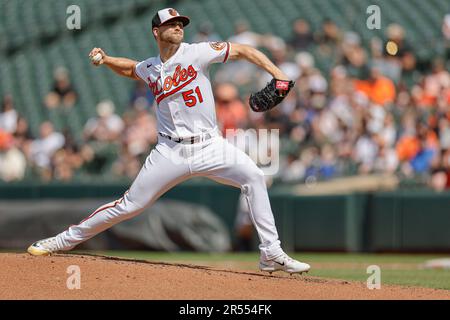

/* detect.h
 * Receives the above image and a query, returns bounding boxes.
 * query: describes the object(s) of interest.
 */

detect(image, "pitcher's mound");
[1,253,449,299]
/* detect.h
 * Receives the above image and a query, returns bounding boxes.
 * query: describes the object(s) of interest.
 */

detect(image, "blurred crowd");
[1,15,450,191]
[208,17,450,191]
[0,81,157,183]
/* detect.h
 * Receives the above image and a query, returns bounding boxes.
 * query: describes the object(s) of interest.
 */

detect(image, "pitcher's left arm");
[228,43,289,81]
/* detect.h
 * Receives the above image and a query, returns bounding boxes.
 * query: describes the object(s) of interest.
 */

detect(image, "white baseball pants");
[56,133,284,260]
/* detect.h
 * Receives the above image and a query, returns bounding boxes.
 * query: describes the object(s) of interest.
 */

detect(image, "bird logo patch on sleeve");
[209,42,226,51]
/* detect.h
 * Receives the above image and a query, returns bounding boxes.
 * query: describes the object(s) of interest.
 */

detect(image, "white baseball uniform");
[55,42,284,260]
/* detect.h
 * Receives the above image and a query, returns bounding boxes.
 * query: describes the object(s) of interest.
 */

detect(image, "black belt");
[158,132,214,144]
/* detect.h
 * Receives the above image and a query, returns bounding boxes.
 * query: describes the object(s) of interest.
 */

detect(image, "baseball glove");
[249,78,295,112]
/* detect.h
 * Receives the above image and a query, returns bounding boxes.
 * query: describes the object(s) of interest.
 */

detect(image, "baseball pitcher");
[28,8,310,275]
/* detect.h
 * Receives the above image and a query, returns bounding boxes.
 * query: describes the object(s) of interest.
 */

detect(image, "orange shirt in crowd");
[415,92,437,107]
[396,130,438,161]
[216,100,248,134]
[354,77,396,106]
[0,130,14,150]
[425,130,439,149]
[396,136,420,161]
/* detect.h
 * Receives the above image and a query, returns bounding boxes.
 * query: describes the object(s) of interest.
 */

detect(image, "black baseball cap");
[152,8,190,28]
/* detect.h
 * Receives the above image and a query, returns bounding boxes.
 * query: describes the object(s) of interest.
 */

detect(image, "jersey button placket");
[163,64,180,138]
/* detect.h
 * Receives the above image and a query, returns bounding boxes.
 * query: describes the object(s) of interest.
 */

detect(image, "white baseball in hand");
[91,53,102,63]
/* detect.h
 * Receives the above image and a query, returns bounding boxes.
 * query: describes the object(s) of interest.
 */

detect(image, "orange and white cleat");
[27,237,59,256]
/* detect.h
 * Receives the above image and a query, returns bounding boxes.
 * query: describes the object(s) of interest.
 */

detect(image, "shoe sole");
[27,246,52,256]
[260,269,310,275]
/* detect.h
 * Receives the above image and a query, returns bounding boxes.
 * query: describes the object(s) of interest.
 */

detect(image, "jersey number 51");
[182,86,203,108]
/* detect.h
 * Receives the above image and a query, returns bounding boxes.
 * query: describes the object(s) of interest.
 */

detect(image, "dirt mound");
[1,253,449,300]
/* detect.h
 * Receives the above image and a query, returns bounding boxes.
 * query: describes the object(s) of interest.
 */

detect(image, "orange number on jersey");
[182,86,203,108]
[195,86,204,103]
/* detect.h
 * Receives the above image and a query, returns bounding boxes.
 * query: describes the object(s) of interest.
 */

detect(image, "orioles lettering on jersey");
[147,64,198,104]
[134,42,231,137]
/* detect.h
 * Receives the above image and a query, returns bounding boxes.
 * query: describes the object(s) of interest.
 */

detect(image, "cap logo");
[168,8,178,16]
